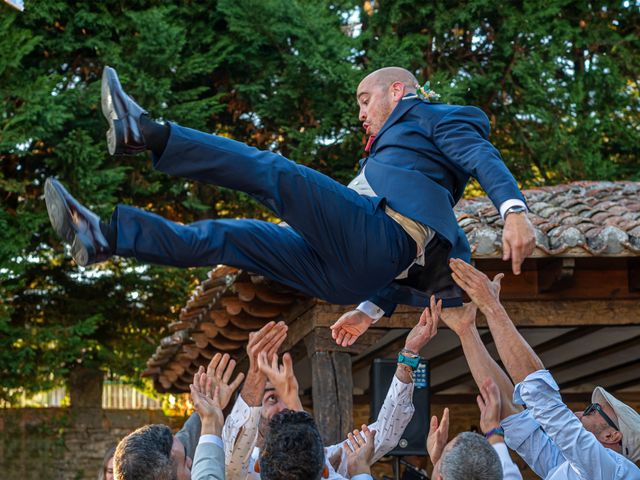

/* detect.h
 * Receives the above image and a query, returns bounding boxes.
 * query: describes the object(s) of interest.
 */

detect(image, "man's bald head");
[360,67,419,93]
[356,67,420,136]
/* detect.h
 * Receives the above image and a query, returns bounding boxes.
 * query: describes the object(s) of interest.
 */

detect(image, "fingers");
[351,429,364,447]
[257,351,269,374]
[502,236,512,262]
[419,307,428,326]
[207,353,222,377]
[341,332,353,347]
[248,321,276,350]
[440,407,450,432]
[511,244,523,275]
[229,371,245,394]
[430,415,438,432]
[263,324,288,360]
[217,353,231,381]
[249,321,284,356]
[335,328,346,346]
[282,352,294,376]
[330,314,348,338]
[346,433,358,453]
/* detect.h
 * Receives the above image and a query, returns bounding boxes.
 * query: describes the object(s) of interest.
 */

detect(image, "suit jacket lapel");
[370,96,422,152]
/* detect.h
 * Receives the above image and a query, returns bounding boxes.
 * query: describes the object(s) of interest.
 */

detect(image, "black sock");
[100,221,117,252]
[140,114,170,156]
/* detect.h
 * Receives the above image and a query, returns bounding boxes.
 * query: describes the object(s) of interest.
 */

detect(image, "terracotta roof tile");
[457,181,640,257]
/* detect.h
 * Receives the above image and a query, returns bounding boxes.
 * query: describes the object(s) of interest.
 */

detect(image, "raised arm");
[433,106,535,274]
[449,258,544,384]
[440,300,520,420]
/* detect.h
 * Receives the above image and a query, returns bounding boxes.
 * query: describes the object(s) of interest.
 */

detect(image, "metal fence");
[1,383,163,409]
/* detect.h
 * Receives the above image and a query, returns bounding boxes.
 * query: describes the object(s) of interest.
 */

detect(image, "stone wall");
[0,407,184,480]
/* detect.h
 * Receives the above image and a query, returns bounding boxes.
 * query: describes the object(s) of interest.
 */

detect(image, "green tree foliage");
[0,0,358,401]
[1,0,638,400]
[361,0,640,183]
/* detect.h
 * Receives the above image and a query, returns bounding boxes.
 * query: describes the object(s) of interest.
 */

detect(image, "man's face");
[171,436,193,480]
[356,77,399,137]
[574,401,619,442]
[261,382,288,420]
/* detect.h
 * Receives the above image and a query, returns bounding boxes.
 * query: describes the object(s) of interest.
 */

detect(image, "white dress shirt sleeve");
[222,394,262,480]
[491,441,523,480]
[356,301,385,322]
[351,475,374,480]
[327,373,415,477]
[511,369,636,480]
[499,199,527,219]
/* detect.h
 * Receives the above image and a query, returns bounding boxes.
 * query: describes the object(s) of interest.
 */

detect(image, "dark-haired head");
[259,410,326,480]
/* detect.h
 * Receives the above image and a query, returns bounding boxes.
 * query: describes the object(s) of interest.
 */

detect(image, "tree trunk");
[68,365,103,409]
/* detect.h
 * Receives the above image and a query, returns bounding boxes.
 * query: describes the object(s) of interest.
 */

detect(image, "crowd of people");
[98,260,640,480]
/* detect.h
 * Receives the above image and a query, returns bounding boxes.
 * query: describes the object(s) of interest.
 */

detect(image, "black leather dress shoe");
[44,178,113,266]
[101,66,148,155]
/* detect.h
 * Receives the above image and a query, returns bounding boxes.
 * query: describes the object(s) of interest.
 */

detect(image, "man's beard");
[256,414,270,449]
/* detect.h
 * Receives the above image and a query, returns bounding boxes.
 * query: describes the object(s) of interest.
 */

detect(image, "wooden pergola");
[143,181,640,446]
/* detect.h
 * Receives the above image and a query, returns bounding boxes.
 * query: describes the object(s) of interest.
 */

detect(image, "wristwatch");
[505,205,527,217]
[397,352,420,370]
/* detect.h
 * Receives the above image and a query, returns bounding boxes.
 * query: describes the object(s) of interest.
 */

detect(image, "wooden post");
[305,326,387,444]
[309,351,353,445]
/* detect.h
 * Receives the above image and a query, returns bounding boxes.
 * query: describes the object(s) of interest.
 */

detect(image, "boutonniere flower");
[416,81,440,102]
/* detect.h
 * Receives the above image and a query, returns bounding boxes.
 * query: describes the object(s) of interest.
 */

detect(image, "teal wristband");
[397,352,420,370]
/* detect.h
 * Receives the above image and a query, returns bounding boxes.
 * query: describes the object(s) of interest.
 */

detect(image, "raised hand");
[343,424,377,477]
[242,321,288,406]
[502,212,535,275]
[440,302,478,337]
[330,310,373,347]
[404,295,442,353]
[477,378,502,435]
[449,258,504,313]
[247,321,288,371]
[427,407,449,465]
[205,352,245,410]
[190,367,225,436]
[257,351,302,411]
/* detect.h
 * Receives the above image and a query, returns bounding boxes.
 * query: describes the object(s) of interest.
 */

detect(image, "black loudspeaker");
[370,358,430,456]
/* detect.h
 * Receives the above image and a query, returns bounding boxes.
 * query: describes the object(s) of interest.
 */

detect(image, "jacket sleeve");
[175,413,202,460]
[192,442,225,480]
[432,106,525,211]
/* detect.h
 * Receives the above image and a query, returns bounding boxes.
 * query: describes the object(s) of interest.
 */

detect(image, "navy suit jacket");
[360,96,525,314]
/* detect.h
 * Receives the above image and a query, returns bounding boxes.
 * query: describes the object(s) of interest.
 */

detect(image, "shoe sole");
[44,179,93,267]
[101,67,126,156]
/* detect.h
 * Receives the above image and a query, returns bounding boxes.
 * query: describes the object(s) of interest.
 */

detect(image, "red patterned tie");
[364,135,376,153]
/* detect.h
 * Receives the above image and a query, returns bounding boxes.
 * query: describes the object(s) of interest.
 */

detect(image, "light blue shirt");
[502,370,640,480]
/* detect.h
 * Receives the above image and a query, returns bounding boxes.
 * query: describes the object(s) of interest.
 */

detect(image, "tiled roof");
[143,266,310,392]
[457,181,640,257]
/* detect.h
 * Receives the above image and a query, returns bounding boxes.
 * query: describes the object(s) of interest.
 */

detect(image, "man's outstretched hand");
[330,309,373,347]
[502,212,535,275]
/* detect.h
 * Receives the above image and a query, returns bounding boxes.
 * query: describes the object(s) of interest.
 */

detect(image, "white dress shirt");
[502,370,640,480]
[492,441,523,480]
[224,374,415,480]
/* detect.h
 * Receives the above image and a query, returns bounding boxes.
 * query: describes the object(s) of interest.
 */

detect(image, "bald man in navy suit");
[45,66,535,346]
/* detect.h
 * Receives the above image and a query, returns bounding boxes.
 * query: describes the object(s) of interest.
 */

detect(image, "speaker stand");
[392,456,402,480]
